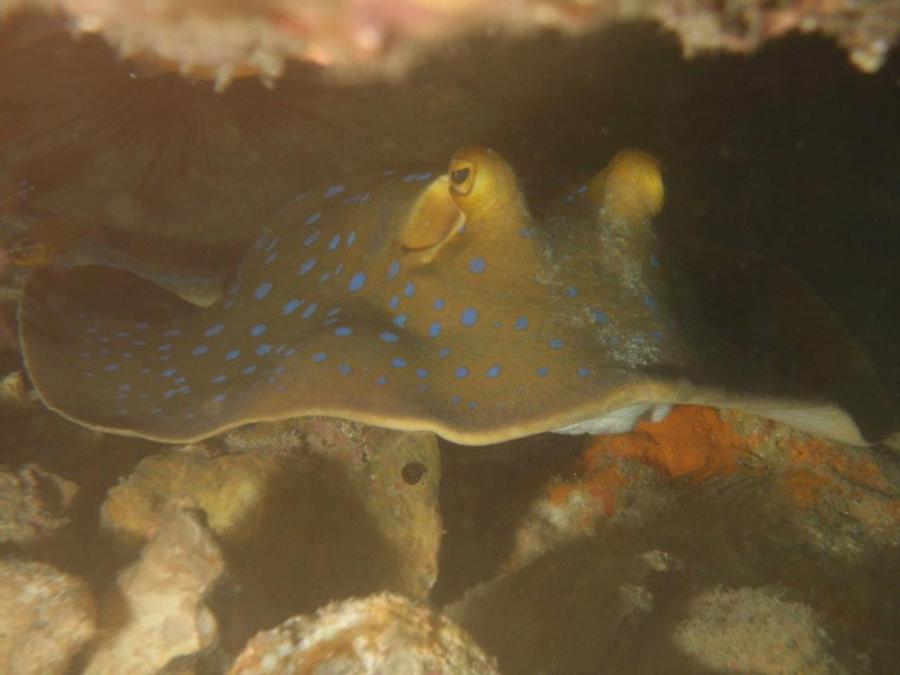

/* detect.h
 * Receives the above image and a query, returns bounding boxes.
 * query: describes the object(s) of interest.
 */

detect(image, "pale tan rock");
[84,506,225,675]
[674,586,847,675]
[101,443,295,549]
[0,463,77,545]
[229,592,499,675]
[0,559,96,675]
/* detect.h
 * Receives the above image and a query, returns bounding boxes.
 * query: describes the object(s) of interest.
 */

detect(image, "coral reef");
[0,0,895,89]
[83,505,225,675]
[0,4,897,672]
[228,592,499,675]
[0,559,96,675]
[674,586,847,674]
[0,462,77,546]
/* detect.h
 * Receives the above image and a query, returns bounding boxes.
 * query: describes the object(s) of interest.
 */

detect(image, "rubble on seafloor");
[0,379,899,672]
[0,462,76,546]
[83,505,226,675]
[443,406,900,673]
[0,558,96,674]
[228,593,500,674]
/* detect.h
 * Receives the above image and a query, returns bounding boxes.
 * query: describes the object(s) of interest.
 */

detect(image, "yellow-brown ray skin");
[17,146,897,447]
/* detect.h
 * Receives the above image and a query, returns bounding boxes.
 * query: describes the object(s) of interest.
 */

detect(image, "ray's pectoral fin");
[19,266,202,433]
[682,244,899,445]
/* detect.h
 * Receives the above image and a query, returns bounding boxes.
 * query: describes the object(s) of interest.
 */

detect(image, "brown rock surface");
[0,463,77,545]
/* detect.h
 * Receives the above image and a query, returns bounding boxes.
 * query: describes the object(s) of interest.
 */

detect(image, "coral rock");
[100,443,297,549]
[0,463,77,545]
[0,559,96,675]
[84,506,225,675]
[674,586,847,674]
[228,593,499,675]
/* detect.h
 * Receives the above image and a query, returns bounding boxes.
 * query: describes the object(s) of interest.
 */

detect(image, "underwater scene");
[0,1,898,673]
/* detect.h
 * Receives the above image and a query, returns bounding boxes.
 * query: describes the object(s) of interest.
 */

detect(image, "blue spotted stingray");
[18,147,897,446]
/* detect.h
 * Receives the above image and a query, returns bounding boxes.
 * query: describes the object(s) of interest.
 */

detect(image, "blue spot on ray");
[312,352,327,363]
[455,366,469,379]
[328,234,341,250]
[334,326,353,336]
[433,298,446,310]
[486,365,502,378]
[548,338,565,350]
[305,211,321,226]
[591,308,609,324]
[429,322,441,338]
[242,366,256,375]
[348,272,366,292]
[301,304,318,319]
[162,368,176,378]
[376,376,388,386]
[416,368,429,379]
[324,184,345,198]
[393,314,409,328]
[303,232,320,247]
[404,281,416,298]
[225,349,240,361]
[460,308,479,327]
[283,299,303,315]
[256,344,272,355]
[536,367,549,377]
[389,296,400,310]
[254,282,273,300]
[250,324,267,337]
[392,357,407,368]
[514,316,529,331]
[338,363,352,376]
[469,257,486,274]
[387,261,401,280]
[380,332,399,343]
[192,345,209,356]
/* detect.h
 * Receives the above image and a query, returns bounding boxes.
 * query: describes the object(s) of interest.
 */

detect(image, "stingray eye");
[448,160,476,196]
[451,167,470,185]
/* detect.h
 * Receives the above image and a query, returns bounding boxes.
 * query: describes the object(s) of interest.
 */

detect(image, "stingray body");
[18,147,897,446]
